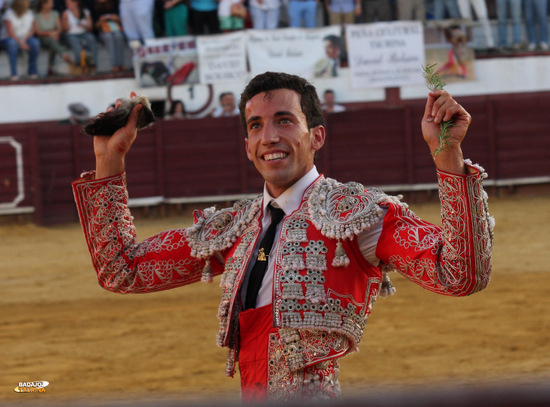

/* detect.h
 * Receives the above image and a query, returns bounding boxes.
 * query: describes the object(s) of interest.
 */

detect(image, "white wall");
[2,55,550,124]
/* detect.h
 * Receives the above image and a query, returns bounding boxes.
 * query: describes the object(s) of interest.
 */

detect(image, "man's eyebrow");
[246,111,296,125]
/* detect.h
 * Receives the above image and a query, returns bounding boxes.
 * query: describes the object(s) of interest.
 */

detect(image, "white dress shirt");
[240,166,386,308]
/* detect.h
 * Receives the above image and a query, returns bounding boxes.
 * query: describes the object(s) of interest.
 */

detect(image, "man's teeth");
[264,153,287,161]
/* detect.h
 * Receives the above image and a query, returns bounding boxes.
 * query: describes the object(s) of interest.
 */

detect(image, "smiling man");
[73,72,494,402]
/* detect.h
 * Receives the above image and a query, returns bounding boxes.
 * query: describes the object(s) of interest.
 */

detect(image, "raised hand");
[421,90,471,175]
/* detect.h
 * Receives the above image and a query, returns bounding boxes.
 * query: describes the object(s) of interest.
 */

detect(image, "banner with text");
[346,21,425,89]
[197,31,248,84]
[247,26,342,80]
[133,36,199,87]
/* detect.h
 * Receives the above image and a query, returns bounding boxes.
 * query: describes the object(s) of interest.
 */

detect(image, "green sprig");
[422,63,454,155]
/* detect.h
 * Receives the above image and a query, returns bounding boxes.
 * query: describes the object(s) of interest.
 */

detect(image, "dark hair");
[169,100,186,115]
[239,72,324,135]
[323,34,340,47]
[219,92,234,102]
[324,89,335,96]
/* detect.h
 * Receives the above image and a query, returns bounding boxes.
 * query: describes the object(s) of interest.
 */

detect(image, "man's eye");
[249,123,261,130]
[279,118,291,124]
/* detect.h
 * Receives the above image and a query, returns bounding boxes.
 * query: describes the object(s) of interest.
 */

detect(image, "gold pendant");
[257,248,267,261]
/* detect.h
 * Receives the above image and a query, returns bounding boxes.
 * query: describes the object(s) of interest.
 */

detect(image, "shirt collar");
[262,166,320,217]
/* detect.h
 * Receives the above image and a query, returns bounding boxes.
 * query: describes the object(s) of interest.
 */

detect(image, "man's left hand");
[421,89,471,174]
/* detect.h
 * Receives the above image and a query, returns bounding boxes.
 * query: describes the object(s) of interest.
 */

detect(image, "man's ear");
[245,138,253,161]
[311,125,326,152]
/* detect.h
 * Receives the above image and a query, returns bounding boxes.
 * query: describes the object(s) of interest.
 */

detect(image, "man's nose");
[260,122,280,144]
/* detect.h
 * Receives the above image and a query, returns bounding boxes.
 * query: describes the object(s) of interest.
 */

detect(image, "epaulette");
[186,197,262,282]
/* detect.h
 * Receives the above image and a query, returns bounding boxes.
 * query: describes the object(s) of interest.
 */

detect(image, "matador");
[73,72,494,402]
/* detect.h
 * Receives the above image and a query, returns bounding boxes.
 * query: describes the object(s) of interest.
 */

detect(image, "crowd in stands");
[0,0,549,81]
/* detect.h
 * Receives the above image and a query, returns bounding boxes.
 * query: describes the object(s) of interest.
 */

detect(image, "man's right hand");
[94,92,143,179]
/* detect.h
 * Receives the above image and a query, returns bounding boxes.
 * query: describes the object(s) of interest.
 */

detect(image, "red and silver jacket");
[72,161,493,382]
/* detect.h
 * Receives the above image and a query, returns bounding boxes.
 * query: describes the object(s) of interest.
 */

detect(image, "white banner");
[247,26,342,80]
[346,21,425,89]
[197,32,248,84]
[133,36,200,87]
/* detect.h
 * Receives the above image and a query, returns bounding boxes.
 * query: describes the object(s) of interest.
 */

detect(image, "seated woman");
[0,0,41,81]
[62,0,98,74]
[34,0,72,76]
[92,0,126,73]
[165,99,188,120]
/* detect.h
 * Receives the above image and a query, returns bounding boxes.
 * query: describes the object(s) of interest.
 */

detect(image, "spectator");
[288,0,317,28]
[189,0,220,35]
[165,99,188,119]
[325,0,361,25]
[0,0,41,81]
[210,92,239,117]
[361,0,392,23]
[59,102,91,124]
[321,89,346,113]
[396,0,426,22]
[314,34,341,78]
[118,0,155,44]
[248,0,280,29]
[524,0,548,51]
[432,0,461,20]
[62,0,99,73]
[496,0,522,51]
[218,0,246,33]
[163,0,188,36]
[456,0,495,50]
[92,0,126,73]
[34,0,72,76]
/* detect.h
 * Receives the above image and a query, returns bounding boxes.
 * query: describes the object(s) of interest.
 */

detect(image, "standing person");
[62,0,99,74]
[432,0,461,20]
[248,0,280,29]
[362,0,392,22]
[189,0,220,34]
[496,0,522,51]
[456,0,495,50]
[321,89,346,113]
[0,0,41,80]
[34,0,72,76]
[163,0,188,36]
[217,0,246,33]
[118,0,155,44]
[210,91,239,117]
[72,71,493,402]
[396,0,426,22]
[288,0,317,28]
[524,0,548,51]
[325,0,361,25]
[92,0,126,73]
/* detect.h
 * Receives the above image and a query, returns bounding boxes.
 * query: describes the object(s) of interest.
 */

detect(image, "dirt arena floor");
[2,192,550,405]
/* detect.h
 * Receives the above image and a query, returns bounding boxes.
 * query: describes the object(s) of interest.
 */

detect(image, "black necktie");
[245,204,285,310]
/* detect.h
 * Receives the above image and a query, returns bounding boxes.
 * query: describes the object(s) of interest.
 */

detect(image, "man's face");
[324,92,335,107]
[325,41,340,60]
[221,94,235,112]
[244,89,325,198]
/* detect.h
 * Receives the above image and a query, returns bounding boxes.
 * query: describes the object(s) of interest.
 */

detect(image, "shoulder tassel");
[332,240,350,268]
[201,259,213,283]
[379,271,396,298]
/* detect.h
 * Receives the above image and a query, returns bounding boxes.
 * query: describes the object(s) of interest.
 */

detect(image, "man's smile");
[263,152,288,161]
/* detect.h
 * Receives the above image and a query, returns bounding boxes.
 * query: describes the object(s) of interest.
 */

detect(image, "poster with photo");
[133,36,199,87]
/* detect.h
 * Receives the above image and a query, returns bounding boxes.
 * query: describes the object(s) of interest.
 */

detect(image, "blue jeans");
[66,32,99,67]
[496,0,522,47]
[288,0,317,28]
[249,5,281,29]
[100,31,126,68]
[524,0,549,45]
[433,0,460,19]
[0,37,40,77]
